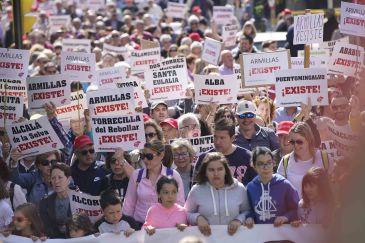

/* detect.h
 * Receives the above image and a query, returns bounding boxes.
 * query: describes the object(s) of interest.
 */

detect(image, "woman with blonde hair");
[253,96,276,128]
[242,21,257,39]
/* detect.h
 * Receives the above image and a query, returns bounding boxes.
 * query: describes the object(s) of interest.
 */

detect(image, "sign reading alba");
[294,14,324,45]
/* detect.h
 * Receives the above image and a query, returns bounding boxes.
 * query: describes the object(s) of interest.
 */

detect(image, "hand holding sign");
[44,102,57,120]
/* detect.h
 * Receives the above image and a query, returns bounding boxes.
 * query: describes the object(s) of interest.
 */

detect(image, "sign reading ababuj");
[27,74,70,110]
[201,37,223,65]
[0,79,27,98]
[275,68,328,107]
[328,43,364,77]
[241,50,290,87]
[61,51,96,82]
[116,78,148,108]
[294,13,324,45]
[166,2,186,19]
[49,15,71,32]
[0,48,30,81]
[69,190,103,224]
[291,57,322,69]
[91,114,145,152]
[97,66,125,88]
[56,91,87,121]
[0,95,24,127]
[340,1,365,38]
[103,43,131,61]
[149,56,187,71]
[62,39,91,53]
[213,6,234,25]
[6,116,64,159]
[222,24,239,47]
[194,74,240,104]
[87,87,135,117]
[144,67,188,102]
[319,36,349,56]
[130,47,160,72]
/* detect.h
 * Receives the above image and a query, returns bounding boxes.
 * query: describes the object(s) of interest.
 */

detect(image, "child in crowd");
[0,178,13,230]
[291,167,334,226]
[144,176,187,235]
[95,190,135,237]
[66,212,95,238]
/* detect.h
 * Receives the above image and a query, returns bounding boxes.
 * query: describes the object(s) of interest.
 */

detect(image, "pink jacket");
[144,203,187,228]
[122,166,185,223]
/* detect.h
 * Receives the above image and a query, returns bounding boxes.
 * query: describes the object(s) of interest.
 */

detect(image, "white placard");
[241,50,290,87]
[170,135,214,158]
[91,114,145,152]
[49,15,71,32]
[166,2,186,19]
[97,66,125,88]
[56,91,87,121]
[222,24,239,47]
[77,0,104,10]
[0,96,24,128]
[149,56,187,71]
[298,48,329,67]
[291,57,322,69]
[201,37,223,65]
[294,14,324,45]
[193,74,240,104]
[340,1,365,37]
[213,6,234,25]
[61,51,96,82]
[0,48,30,81]
[69,190,102,223]
[27,74,70,110]
[103,43,131,61]
[275,68,328,107]
[62,39,91,53]
[328,43,364,77]
[6,116,64,159]
[130,48,160,72]
[319,36,349,56]
[116,78,148,108]
[0,79,27,98]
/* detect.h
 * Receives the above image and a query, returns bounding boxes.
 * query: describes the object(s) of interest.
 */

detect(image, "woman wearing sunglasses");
[10,151,60,206]
[277,122,333,196]
[123,140,185,230]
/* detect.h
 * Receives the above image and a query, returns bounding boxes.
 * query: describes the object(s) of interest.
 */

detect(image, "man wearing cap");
[71,135,108,196]
[160,118,178,143]
[234,100,279,151]
[150,101,169,125]
[272,121,294,170]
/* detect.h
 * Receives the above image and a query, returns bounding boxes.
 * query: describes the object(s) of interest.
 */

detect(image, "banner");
[222,24,239,47]
[0,79,27,98]
[144,67,188,102]
[0,95,24,128]
[274,68,328,107]
[319,36,349,56]
[194,74,240,104]
[87,88,135,117]
[48,15,71,32]
[1,225,325,243]
[103,43,131,61]
[166,2,186,19]
[327,122,361,158]
[56,91,87,121]
[61,52,96,82]
[201,37,223,65]
[69,190,102,224]
[91,114,145,152]
[294,14,324,45]
[130,48,160,72]
[291,57,322,69]
[297,48,329,67]
[27,74,70,110]
[116,78,148,108]
[6,116,64,159]
[62,39,91,53]
[97,66,125,88]
[149,56,187,71]
[241,50,290,87]
[0,48,30,81]
[328,43,364,77]
[340,1,365,37]
[213,6,234,25]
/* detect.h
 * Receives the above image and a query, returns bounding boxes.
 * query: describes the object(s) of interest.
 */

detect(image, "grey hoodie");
[184,179,250,225]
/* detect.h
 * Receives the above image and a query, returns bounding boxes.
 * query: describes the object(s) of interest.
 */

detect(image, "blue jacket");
[234,125,279,152]
[246,174,299,224]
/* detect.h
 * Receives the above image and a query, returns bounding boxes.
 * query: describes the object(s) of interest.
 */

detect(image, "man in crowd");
[150,101,169,125]
[219,50,240,75]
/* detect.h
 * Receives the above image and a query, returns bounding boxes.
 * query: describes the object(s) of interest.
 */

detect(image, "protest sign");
[116,78,148,108]
[97,66,125,88]
[144,67,188,102]
[141,39,160,50]
[0,48,30,81]
[275,68,328,107]
[103,43,131,61]
[149,56,187,71]
[27,74,70,110]
[69,190,103,223]
[328,43,364,77]
[319,36,349,56]
[61,51,96,82]
[6,116,64,159]
[0,79,27,98]
[291,57,322,69]
[0,95,24,127]
[56,91,87,121]
[130,48,160,72]
[91,114,145,152]
[327,122,361,158]
[298,48,329,66]
[62,39,91,53]
[77,0,104,10]
[294,14,324,45]
[213,6,234,25]
[340,1,365,37]
[193,74,240,104]
[166,2,186,19]
[170,135,214,159]
[241,50,291,87]
[201,37,223,65]
[49,15,71,32]
[222,24,239,47]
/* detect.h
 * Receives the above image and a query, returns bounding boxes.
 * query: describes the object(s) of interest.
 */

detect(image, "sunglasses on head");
[237,112,255,119]
[40,159,57,166]
[289,139,304,145]
[145,132,157,139]
[140,153,157,161]
[80,149,95,156]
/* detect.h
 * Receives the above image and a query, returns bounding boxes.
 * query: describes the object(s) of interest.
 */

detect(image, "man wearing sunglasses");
[71,135,108,196]
[234,100,279,152]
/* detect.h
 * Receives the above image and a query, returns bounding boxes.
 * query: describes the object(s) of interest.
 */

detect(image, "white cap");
[236,100,256,115]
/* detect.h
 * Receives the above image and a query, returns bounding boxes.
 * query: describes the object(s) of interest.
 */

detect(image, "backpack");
[136,168,173,187]
[282,150,329,178]
[9,182,15,211]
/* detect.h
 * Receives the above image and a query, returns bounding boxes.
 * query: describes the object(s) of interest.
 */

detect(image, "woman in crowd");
[242,21,257,39]
[66,212,95,238]
[123,140,185,230]
[39,163,72,239]
[185,152,250,236]
[214,106,236,125]
[0,178,13,230]
[178,113,201,138]
[253,96,276,129]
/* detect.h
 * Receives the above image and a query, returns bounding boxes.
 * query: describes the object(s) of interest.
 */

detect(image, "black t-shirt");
[105,174,129,202]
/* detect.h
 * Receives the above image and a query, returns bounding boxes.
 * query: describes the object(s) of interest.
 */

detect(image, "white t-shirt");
[277,150,333,197]
[0,199,13,230]
[5,181,27,210]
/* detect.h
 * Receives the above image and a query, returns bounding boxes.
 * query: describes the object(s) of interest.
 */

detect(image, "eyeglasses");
[181,124,199,130]
[145,132,157,139]
[237,112,255,119]
[80,149,95,156]
[12,216,26,223]
[288,139,304,145]
[140,153,157,161]
[40,159,57,166]
[331,104,348,111]
[110,157,124,165]
[256,161,273,168]
[173,152,189,159]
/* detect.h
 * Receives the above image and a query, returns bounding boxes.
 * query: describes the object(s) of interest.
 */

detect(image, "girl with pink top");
[144,176,188,235]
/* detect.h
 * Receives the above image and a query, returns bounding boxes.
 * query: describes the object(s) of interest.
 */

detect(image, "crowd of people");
[0,0,364,242]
